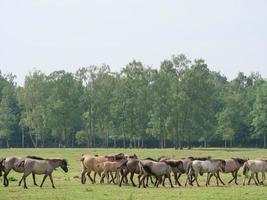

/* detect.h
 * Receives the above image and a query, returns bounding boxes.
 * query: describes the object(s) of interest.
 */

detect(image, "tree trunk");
[264,134,266,148]
[22,128,24,148]
[123,133,126,148]
[113,138,116,148]
[29,132,37,148]
[204,139,207,148]
[6,140,9,148]
[224,139,227,148]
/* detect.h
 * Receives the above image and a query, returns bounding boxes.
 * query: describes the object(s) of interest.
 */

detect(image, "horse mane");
[46,158,68,165]
[231,157,247,165]
[158,156,170,161]
[188,156,211,161]
[26,156,44,160]
[145,157,158,162]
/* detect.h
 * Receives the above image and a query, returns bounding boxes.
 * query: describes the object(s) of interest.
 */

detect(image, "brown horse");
[18,158,68,189]
[2,156,44,187]
[118,158,149,187]
[139,159,182,188]
[216,158,246,185]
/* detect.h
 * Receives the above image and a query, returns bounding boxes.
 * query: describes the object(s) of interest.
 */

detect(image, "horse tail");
[187,162,193,175]
[26,156,44,160]
[243,162,249,176]
[80,155,85,162]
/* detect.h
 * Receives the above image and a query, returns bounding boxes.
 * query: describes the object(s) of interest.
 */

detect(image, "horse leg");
[156,177,161,187]
[111,172,116,184]
[138,174,143,188]
[146,176,149,187]
[100,172,105,184]
[81,170,87,184]
[140,175,146,188]
[195,174,200,187]
[206,173,211,186]
[217,171,225,185]
[256,172,261,184]
[22,174,29,189]
[87,171,94,183]
[162,175,166,187]
[234,171,238,185]
[251,173,258,186]
[262,172,265,184]
[243,171,247,186]
[32,173,38,186]
[18,176,23,186]
[168,175,174,188]
[176,173,182,186]
[40,174,48,188]
[130,172,136,187]
[228,172,235,184]
[3,170,10,187]
[49,174,55,188]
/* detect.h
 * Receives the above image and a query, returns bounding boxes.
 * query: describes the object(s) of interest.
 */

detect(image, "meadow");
[0,148,267,200]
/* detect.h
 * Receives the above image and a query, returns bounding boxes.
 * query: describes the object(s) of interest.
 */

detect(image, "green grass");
[0,148,267,200]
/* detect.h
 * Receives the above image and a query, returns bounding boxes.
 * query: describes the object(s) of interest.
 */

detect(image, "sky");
[0,0,267,85]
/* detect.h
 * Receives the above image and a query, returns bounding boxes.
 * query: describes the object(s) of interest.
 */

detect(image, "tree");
[0,83,19,147]
[46,71,84,147]
[251,82,267,148]
[18,70,49,147]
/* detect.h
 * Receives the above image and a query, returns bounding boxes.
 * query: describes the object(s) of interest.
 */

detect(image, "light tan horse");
[99,159,127,184]
[80,155,108,184]
[186,159,226,187]
[18,158,68,189]
[243,159,267,185]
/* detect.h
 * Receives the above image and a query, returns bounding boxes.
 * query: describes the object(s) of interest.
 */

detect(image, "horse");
[80,155,109,184]
[243,159,267,186]
[218,158,247,185]
[186,159,226,187]
[139,159,182,188]
[118,158,141,187]
[168,156,211,186]
[2,156,44,187]
[18,158,68,189]
[99,159,127,184]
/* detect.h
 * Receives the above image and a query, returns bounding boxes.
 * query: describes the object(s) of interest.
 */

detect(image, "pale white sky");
[0,0,267,85]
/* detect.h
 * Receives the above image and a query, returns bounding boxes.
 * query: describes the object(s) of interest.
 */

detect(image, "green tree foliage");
[251,82,267,148]
[1,55,267,148]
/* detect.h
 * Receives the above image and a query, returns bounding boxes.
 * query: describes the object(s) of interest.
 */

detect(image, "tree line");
[0,54,267,148]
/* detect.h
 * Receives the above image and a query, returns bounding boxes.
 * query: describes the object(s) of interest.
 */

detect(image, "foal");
[19,158,68,189]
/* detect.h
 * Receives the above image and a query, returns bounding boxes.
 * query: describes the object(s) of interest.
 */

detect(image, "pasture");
[0,148,267,200]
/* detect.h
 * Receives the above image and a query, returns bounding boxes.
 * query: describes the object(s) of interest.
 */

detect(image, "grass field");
[0,148,267,200]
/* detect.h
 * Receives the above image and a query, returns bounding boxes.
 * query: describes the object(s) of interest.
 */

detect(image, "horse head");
[60,159,68,172]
